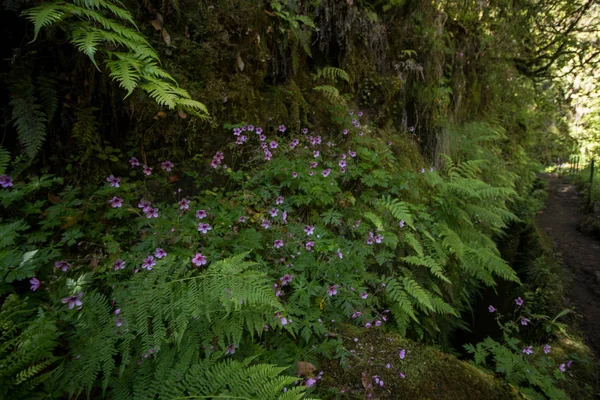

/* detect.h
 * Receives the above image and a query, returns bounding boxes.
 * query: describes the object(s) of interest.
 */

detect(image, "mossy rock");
[316,325,520,399]
[578,213,600,240]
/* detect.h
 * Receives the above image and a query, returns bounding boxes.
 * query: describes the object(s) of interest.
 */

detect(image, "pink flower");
[154,248,167,259]
[278,125,286,132]
[348,150,356,157]
[256,127,263,134]
[280,274,293,285]
[304,225,315,235]
[259,134,266,141]
[302,128,308,134]
[179,198,190,210]
[337,249,343,259]
[30,277,40,291]
[233,127,241,136]
[161,161,174,172]
[270,141,278,149]
[361,292,368,299]
[352,311,362,319]
[192,253,207,266]
[145,208,159,218]
[142,165,152,176]
[522,346,533,355]
[322,169,331,177]
[488,305,496,313]
[292,172,298,178]
[248,125,254,132]
[515,297,524,306]
[543,344,551,354]
[339,160,346,168]
[197,223,212,234]
[269,208,279,217]
[310,162,318,168]
[61,293,84,309]
[327,285,338,296]
[114,259,125,270]
[290,139,299,149]
[375,234,383,244]
[282,211,288,224]
[238,216,247,223]
[225,344,236,355]
[106,175,121,187]
[274,239,284,249]
[305,241,315,251]
[129,157,140,167]
[313,150,320,158]
[276,196,284,205]
[54,261,71,272]
[109,196,123,208]
[261,219,271,229]
[521,317,530,326]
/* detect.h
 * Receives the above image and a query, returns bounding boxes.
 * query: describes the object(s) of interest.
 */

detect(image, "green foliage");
[23,0,208,118]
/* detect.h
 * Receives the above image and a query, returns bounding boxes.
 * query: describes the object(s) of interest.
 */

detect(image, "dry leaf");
[155,13,163,24]
[184,25,190,39]
[167,173,181,183]
[161,29,171,46]
[297,361,316,377]
[361,371,371,391]
[236,54,245,71]
[154,111,167,120]
[178,110,187,119]
[151,20,162,30]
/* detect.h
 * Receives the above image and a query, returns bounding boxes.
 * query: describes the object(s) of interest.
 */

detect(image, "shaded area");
[537,174,600,357]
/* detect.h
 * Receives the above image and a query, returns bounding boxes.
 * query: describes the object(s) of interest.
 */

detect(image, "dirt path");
[537,174,600,357]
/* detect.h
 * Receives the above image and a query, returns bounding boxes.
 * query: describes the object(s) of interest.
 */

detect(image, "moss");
[316,325,520,399]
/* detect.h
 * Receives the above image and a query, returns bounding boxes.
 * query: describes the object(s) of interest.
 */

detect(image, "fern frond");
[0,147,10,175]
[22,3,66,41]
[319,66,350,82]
[9,74,47,160]
[313,85,345,104]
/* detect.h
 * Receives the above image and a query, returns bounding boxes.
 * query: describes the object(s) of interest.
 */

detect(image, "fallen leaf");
[297,361,316,377]
[236,54,245,71]
[178,110,187,119]
[151,19,162,30]
[161,29,171,46]
[154,111,167,119]
[167,173,181,183]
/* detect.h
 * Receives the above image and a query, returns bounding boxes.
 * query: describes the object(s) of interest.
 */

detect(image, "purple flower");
[337,249,343,259]
[310,162,318,168]
[420,168,425,173]
[115,318,123,327]
[339,160,347,168]
[142,165,152,176]
[248,125,254,132]
[54,261,71,272]
[306,378,316,387]
[399,219,405,228]
[290,139,299,149]
[365,322,372,328]
[322,169,331,177]
[280,274,293,285]
[215,151,225,160]
[409,126,415,132]
[145,208,159,218]
[515,297,524,306]
[429,167,434,172]
[543,344,551,354]
[196,210,208,219]
[274,239,284,249]
[375,320,382,326]
[567,360,573,368]
[302,128,308,134]
[259,134,266,141]
[349,110,354,115]
[106,175,121,187]
[154,248,167,259]
[304,225,315,235]
[197,223,212,234]
[109,196,123,208]
[233,127,241,136]
[161,161,174,172]
[327,285,338,296]
[358,111,363,117]
[270,141,278,149]
[269,208,279,217]
[225,344,236,355]
[192,253,207,266]
[374,234,383,244]
[30,277,40,291]
[305,241,315,251]
[129,157,140,167]
[488,305,496,313]
[399,372,406,379]
[138,200,151,210]
[179,198,190,210]
[264,150,272,161]
[559,363,566,372]
[256,127,263,134]
[261,219,271,229]
[343,129,348,135]
[521,317,530,326]
[114,259,126,270]
[361,292,368,299]
[61,293,84,309]
[282,210,288,224]
[522,346,533,355]
[313,150,320,158]
[348,150,356,157]
[399,349,406,359]
[352,311,362,319]
[278,125,286,132]
[238,216,247,223]
[276,196,284,205]
[292,172,298,178]
[280,316,288,325]
[141,256,156,270]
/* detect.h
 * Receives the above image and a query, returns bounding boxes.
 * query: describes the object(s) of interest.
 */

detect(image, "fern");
[0,147,10,175]
[316,66,350,83]
[23,0,209,118]
[313,85,345,104]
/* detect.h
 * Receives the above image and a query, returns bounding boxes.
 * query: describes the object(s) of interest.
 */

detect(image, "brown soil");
[537,174,600,357]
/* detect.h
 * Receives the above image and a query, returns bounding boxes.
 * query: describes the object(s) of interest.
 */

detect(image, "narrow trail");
[537,174,600,357]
